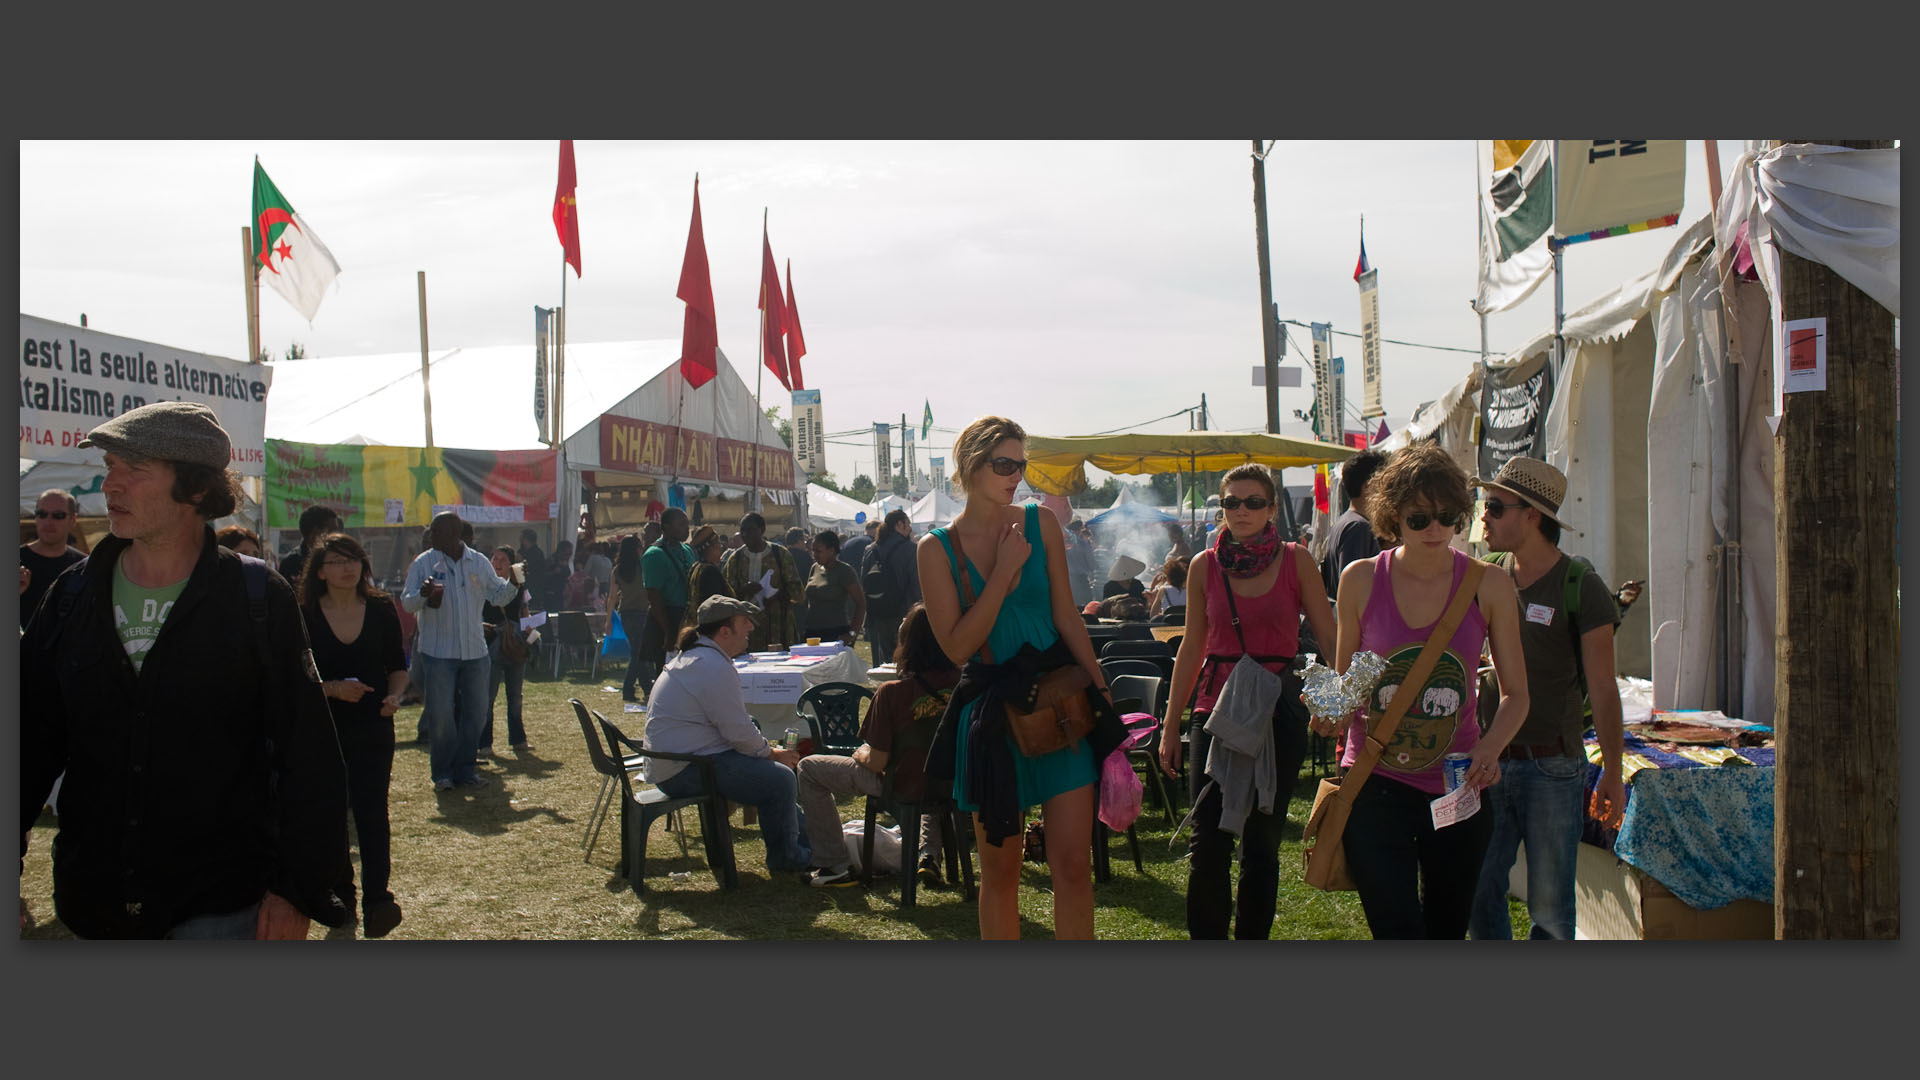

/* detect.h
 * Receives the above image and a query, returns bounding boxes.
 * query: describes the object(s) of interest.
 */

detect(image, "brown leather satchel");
[950,528,1095,758]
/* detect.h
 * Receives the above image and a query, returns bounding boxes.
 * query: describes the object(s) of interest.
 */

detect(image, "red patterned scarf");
[1212,521,1281,578]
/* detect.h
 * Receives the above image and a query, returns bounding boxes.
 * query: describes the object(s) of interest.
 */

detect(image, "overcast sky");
[19,140,1743,486]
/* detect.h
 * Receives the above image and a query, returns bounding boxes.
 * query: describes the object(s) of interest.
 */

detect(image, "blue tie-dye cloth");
[1580,732,1775,910]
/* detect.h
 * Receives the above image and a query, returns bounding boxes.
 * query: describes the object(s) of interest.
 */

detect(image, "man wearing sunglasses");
[1468,456,1626,942]
[21,489,87,628]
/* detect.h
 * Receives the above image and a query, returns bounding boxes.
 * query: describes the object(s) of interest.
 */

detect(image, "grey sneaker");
[474,746,493,759]
[432,779,454,792]
[455,775,490,789]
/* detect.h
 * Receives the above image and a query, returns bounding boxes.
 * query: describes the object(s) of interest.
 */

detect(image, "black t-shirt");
[302,596,408,724]
[1321,508,1381,600]
[278,548,310,588]
[20,544,86,628]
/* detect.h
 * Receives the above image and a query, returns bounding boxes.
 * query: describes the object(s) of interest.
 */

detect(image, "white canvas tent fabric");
[870,494,912,518]
[908,488,963,527]
[1464,214,1776,720]
[807,483,871,533]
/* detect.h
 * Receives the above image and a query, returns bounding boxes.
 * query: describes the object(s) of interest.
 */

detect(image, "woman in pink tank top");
[1320,442,1530,939]
[1160,465,1336,940]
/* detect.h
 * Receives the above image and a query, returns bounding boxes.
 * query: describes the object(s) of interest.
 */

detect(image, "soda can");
[1442,753,1472,793]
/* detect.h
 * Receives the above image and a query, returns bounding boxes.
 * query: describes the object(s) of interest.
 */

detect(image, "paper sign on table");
[1429,783,1481,829]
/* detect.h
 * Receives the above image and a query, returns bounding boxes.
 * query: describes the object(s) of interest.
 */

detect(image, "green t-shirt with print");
[113,562,190,674]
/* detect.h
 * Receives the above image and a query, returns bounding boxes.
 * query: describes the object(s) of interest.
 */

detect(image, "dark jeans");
[1185,689,1308,940]
[482,636,526,748]
[1343,772,1494,939]
[867,614,899,668]
[620,608,650,699]
[638,607,683,694]
[334,714,396,913]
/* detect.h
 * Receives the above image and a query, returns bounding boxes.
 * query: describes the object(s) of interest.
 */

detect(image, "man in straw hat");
[1467,456,1627,941]
[20,401,351,939]
[640,594,813,875]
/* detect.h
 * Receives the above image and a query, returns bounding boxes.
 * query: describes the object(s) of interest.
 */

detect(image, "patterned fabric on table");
[1579,732,1775,911]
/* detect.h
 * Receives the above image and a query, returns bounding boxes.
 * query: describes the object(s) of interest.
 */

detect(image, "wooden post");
[418,271,434,448]
[1772,138,1898,939]
[1252,141,1280,435]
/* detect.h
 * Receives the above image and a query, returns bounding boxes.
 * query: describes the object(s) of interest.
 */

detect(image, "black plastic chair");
[1093,710,1167,878]
[596,712,739,892]
[1107,674,1176,827]
[551,610,603,680]
[570,699,648,863]
[1099,657,1163,687]
[1154,607,1185,625]
[859,695,976,907]
[1100,638,1172,660]
[796,681,873,755]
[1112,623,1154,641]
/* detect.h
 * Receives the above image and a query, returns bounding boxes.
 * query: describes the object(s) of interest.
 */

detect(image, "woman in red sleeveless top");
[1323,442,1530,939]
[1160,464,1336,939]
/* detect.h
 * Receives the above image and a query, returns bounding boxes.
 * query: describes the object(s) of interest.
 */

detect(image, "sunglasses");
[1482,497,1527,518]
[1403,510,1461,532]
[34,510,70,520]
[987,457,1027,476]
[1219,496,1270,511]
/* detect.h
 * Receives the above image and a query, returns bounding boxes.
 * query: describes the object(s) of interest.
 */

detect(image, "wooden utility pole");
[1252,141,1280,435]
[417,271,434,448]
[1772,138,1898,939]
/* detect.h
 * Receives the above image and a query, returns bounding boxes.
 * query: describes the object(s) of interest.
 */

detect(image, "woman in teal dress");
[919,415,1117,940]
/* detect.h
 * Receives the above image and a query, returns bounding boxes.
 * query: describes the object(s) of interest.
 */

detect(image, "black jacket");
[20,528,351,938]
[923,638,1127,848]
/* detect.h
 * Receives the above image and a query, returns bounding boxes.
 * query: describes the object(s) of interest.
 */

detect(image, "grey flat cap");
[80,401,232,469]
[695,594,762,625]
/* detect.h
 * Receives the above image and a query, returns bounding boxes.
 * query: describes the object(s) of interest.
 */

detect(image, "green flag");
[252,158,341,323]
[921,399,933,440]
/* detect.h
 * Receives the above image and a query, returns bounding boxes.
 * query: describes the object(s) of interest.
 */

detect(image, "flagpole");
[240,226,265,537]
[418,271,434,449]
[753,208,766,514]
[558,257,568,548]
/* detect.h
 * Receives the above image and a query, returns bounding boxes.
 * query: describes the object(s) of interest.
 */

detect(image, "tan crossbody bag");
[1302,558,1487,891]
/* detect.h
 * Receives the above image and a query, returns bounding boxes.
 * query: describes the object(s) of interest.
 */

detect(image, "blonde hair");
[950,415,1026,493]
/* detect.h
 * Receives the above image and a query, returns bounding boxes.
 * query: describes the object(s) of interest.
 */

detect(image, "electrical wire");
[1279,318,1481,355]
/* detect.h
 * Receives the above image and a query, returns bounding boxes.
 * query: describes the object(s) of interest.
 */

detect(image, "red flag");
[552,140,581,277]
[759,224,790,390]
[676,177,718,388]
[1314,465,1330,514]
[783,259,807,391]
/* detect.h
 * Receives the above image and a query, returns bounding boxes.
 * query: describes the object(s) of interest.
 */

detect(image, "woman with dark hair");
[1159,463,1336,939]
[299,532,409,938]
[683,525,733,628]
[606,534,651,702]
[796,603,963,887]
[1149,553,1190,617]
[801,530,865,646]
[480,545,532,756]
[1321,441,1529,939]
[214,525,262,558]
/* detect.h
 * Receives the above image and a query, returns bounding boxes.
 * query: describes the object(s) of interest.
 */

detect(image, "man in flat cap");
[20,401,351,939]
[639,594,812,876]
[1467,456,1627,942]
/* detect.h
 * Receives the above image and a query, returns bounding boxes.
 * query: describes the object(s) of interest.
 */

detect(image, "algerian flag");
[253,158,341,323]
[921,399,933,440]
[1476,139,1553,314]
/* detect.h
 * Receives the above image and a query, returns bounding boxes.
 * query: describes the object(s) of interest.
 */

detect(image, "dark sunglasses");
[1219,496,1270,511]
[34,509,70,520]
[1482,497,1527,518]
[1403,510,1461,532]
[987,457,1027,476]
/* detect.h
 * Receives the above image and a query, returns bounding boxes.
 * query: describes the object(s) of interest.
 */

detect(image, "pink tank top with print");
[1193,544,1302,713]
[1339,548,1488,794]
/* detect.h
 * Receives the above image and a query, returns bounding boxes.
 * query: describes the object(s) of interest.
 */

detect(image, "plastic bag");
[840,820,901,874]
[600,611,627,657]
[1098,748,1144,832]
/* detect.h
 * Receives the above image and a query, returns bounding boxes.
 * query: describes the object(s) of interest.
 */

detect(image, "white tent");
[1382,214,1776,721]
[807,483,871,533]
[870,493,913,519]
[908,488,964,528]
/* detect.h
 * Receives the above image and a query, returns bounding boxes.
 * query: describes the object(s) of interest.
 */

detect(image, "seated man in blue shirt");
[642,594,812,875]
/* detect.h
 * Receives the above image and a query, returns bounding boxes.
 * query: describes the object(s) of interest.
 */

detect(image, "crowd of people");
[20,401,1640,942]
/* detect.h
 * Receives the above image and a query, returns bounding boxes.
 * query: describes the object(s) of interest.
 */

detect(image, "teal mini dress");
[932,503,1098,811]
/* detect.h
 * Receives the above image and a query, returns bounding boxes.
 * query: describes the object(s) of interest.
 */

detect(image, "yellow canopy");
[1023,431,1359,496]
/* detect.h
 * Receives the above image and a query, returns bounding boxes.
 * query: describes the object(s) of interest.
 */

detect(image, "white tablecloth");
[739,646,872,739]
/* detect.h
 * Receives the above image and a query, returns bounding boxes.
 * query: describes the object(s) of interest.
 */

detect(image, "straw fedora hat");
[1474,456,1574,529]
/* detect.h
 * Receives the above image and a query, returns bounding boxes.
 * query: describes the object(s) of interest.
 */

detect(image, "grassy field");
[20,646,1530,940]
